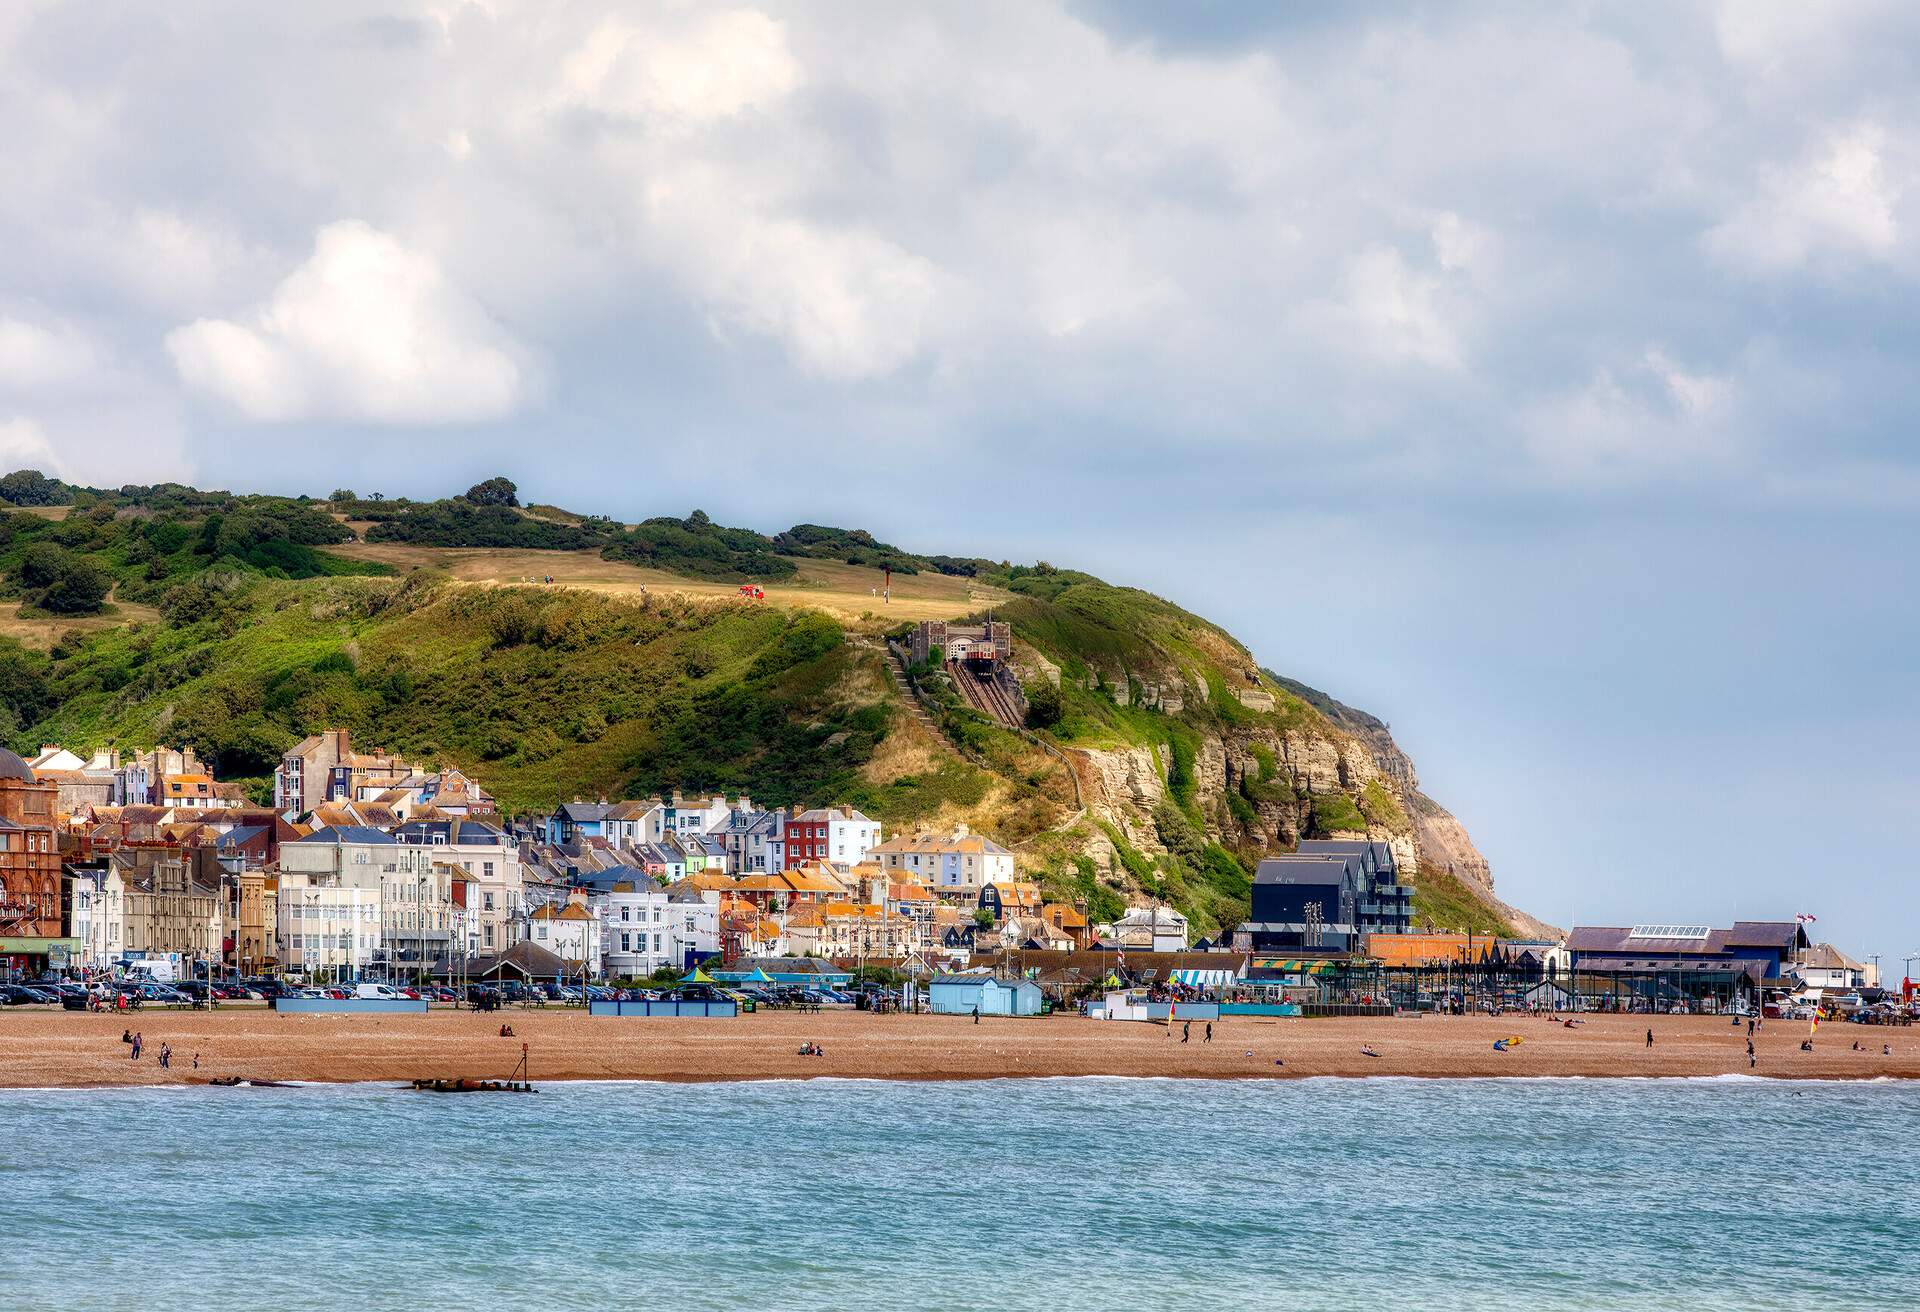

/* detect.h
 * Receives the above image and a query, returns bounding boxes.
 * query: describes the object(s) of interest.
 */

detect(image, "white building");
[394,819,524,957]
[657,793,732,842]
[527,896,600,978]
[868,825,1016,897]
[789,806,884,866]
[276,870,381,980]
[593,879,718,978]
[280,824,460,975]
[1794,943,1868,993]
[1109,905,1190,953]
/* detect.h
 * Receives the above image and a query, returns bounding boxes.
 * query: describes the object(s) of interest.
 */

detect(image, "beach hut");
[928,973,1043,1017]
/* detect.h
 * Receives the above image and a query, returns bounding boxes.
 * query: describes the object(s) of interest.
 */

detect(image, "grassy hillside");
[0,471,1517,939]
[6,570,1044,829]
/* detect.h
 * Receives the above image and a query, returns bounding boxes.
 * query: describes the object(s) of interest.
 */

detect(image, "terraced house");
[868,825,1016,897]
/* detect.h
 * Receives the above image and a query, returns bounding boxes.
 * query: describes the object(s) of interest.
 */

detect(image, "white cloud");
[1644,348,1728,419]
[556,10,801,124]
[1522,349,1736,481]
[642,167,946,381]
[0,415,66,476]
[1339,245,1461,368]
[165,220,529,423]
[0,315,98,390]
[1707,123,1904,273]
[1429,212,1482,273]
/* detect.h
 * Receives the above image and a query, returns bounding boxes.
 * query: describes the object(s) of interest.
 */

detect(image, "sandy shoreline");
[3,1009,1915,1089]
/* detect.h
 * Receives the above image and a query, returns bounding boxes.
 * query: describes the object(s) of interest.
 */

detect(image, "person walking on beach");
[1747,1038,1755,1069]
[1182,1020,1191,1043]
[1205,1022,1213,1044]
[1747,1018,1755,1036]
[159,1043,171,1070]
[972,1005,979,1025]
[131,1032,142,1061]
[1646,1028,1654,1048]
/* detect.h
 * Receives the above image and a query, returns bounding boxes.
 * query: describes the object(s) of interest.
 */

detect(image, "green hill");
[0,471,1535,941]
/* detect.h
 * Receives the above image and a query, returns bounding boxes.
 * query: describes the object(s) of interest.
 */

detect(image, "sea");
[1,1076,1914,1310]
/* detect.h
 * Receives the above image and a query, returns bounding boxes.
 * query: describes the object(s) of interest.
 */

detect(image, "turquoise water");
[2,1077,1914,1310]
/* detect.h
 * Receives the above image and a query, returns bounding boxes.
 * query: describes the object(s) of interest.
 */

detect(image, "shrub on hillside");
[19,542,111,614]
[600,511,795,581]
[1023,677,1063,729]
[1309,793,1368,836]
[367,500,598,550]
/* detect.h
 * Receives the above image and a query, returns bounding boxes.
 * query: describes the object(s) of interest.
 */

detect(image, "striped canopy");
[1169,969,1238,987]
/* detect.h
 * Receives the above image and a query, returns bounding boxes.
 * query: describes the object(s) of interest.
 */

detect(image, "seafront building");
[0,747,68,973]
[9,726,1896,1022]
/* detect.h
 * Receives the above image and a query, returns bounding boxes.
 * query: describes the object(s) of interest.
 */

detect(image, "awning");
[1169,969,1238,987]
[1251,958,1339,975]
[0,937,81,954]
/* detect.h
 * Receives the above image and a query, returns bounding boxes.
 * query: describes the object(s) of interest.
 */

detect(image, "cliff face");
[990,575,1543,939]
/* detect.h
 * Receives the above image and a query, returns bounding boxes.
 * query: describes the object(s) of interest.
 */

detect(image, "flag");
[1796,913,1818,924]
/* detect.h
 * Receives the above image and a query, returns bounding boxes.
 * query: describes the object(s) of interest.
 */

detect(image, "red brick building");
[0,748,66,972]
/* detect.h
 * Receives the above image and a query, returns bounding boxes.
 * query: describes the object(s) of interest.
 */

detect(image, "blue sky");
[2,2,1915,975]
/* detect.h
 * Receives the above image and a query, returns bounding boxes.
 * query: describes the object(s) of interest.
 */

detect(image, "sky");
[2,1,1916,976]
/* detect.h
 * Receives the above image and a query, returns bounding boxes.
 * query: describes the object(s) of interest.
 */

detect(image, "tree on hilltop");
[0,469,69,507]
[463,477,519,507]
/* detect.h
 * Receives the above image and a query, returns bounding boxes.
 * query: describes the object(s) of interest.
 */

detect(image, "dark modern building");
[1297,840,1413,936]
[1231,840,1414,954]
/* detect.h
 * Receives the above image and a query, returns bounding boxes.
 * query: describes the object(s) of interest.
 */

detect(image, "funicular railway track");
[948,657,1023,728]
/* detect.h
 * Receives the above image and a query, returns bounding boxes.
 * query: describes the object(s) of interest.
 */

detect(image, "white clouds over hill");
[166,221,529,424]
[0,0,1913,501]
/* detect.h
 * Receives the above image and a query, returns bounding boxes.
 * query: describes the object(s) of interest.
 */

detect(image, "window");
[621,932,631,951]
[482,892,495,911]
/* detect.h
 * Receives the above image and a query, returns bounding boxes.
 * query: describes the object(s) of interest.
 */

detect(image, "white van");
[355,982,404,1000]
[121,959,178,985]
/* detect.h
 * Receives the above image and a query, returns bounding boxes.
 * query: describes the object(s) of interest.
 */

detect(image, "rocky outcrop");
[1062,700,1519,931]
[997,633,1524,935]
